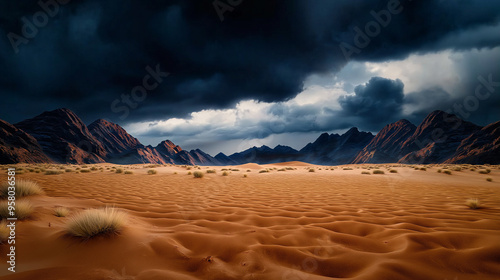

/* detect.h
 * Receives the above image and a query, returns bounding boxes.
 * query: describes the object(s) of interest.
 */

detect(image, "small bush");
[478,169,491,174]
[243,174,248,178]
[389,169,398,173]
[147,169,157,175]
[309,168,315,172]
[453,167,462,171]
[90,167,98,171]
[420,168,427,171]
[259,170,269,173]
[443,170,452,175]
[221,168,228,171]
[278,168,286,171]
[437,169,442,173]
[115,168,123,174]
[206,170,216,174]
[124,171,133,175]
[222,171,229,176]
[361,171,371,175]
[45,170,63,175]
[0,179,44,198]
[0,200,34,220]
[486,177,492,182]
[193,171,204,178]
[80,169,91,173]
[465,198,481,209]
[372,170,385,174]
[343,168,353,170]
[54,207,69,217]
[66,207,127,238]
[187,171,192,175]
[65,169,73,172]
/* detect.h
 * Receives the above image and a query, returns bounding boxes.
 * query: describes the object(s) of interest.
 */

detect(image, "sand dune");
[0,164,499,279]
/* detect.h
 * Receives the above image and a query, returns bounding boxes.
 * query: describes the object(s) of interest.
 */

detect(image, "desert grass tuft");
[465,198,481,209]
[80,169,91,173]
[259,169,269,173]
[193,171,204,178]
[343,167,353,170]
[147,169,157,175]
[66,207,127,238]
[243,174,248,178]
[486,177,492,182]
[443,170,452,175]
[0,179,44,198]
[124,171,133,175]
[54,206,70,217]
[372,170,385,174]
[309,168,315,172]
[115,168,123,174]
[389,169,398,173]
[222,171,229,176]
[0,200,34,220]
[206,169,216,174]
[361,171,371,175]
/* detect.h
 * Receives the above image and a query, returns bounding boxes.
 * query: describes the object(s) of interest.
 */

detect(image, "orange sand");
[0,163,499,280]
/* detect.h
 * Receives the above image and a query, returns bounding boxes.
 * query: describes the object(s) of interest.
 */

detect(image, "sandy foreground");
[0,163,499,280]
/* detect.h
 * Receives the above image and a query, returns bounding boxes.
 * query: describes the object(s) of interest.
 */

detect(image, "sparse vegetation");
[486,177,492,182]
[65,169,73,172]
[437,169,442,173]
[54,207,70,217]
[243,174,248,178]
[124,171,133,174]
[66,207,127,238]
[231,169,239,171]
[361,171,371,175]
[420,167,427,171]
[443,170,452,175]
[147,169,157,175]
[206,170,216,174]
[343,168,353,170]
[372,170,385,174]
[1,179,44,198]
[278,168,286,171]
[309,168,315,172]
[193,171,204,178]
[222,171,229,176]
[80,169,91,173]
[259,169,269,173]
[115,168,123,174]
[478,169,491,174]
[465,198,481,209]
[389,169,398,173]
[0,200,34,220]
[187,171,192,175]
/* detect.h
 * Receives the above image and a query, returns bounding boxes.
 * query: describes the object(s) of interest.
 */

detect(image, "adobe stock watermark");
[111,64,169,120]
[213,0,244,22]
[339,0,412,61]
[7,0,70,54]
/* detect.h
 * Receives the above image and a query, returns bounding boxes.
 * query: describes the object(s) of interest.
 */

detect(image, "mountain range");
[0,108,498,165]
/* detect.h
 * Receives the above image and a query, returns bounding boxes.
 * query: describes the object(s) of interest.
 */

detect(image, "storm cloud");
[1,0,500,125]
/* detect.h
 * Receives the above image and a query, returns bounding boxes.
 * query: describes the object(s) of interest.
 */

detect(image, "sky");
[0,0,499,155]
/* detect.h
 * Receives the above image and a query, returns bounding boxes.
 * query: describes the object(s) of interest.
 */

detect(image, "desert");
[1,163,499,280]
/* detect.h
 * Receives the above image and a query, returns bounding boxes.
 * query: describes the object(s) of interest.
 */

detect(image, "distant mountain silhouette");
[1,109,498,165]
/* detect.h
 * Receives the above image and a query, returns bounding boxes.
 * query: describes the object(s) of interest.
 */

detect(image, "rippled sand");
[1,163,499,280]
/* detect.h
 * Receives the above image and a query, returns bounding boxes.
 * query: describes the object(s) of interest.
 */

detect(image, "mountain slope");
[228,145,301,164]
[446,120,500,164]
[300,128,374,164]
[353,119,417,163]
[0,119,52,164]
[15,108,107,164]
[399,110,481,163]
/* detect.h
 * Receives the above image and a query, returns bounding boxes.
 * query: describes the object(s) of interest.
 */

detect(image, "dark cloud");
[0,0,499,125]
[338,77,404,128]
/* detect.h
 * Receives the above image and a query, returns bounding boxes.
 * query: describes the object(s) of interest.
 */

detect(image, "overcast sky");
[1,0,499,155]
